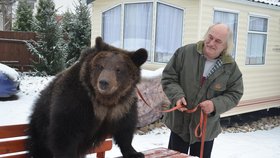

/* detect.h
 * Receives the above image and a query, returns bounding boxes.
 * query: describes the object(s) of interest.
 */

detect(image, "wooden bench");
[0,124,191,158]
[0,124,112,158]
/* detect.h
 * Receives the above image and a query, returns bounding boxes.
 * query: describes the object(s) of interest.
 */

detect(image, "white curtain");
[124,3,153,55]
[249,17,267,32]
[214,11,238,58]
[247,33,266,57]
[102,5,121,47]
[155,3,183,63]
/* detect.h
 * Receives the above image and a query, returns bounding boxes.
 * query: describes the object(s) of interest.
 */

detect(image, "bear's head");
[81,37,148,106]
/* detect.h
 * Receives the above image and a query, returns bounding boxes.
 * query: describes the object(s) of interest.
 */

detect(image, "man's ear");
[131,48,148,67]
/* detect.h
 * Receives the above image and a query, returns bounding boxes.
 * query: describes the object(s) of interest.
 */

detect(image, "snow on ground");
[1,72,280,158]
[0,75,53,126]
[105,126,280,158]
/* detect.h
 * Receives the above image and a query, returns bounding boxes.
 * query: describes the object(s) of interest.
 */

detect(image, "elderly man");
[161,23,244,158]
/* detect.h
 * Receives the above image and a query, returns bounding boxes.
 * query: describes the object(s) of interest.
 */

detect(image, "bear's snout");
[97,71,118,95]
[99,80,109,90]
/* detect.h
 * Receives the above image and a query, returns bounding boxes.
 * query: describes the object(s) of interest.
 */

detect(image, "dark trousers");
[168,131,214,158]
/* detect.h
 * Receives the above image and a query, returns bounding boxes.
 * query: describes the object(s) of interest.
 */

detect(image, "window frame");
[213,8,239,59]
[101,4,122,48]
[123,2,154,58]
[246,14,269,65]
[154,2,184,63]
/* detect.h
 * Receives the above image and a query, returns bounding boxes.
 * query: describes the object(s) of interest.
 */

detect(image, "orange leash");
[161,104,198,113]
[195,110,208,158]
[162,104,207,158]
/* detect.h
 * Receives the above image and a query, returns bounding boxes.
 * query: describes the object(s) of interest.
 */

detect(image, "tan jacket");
[161,41,244,144]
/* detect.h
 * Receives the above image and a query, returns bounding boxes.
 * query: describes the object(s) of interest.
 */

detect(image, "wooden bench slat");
[0,139,113,158]
[0,153,28,158]
[0,124,28,139]
[0,139,27,154]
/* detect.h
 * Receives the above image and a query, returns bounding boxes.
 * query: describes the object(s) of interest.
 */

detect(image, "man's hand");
[199,100,215,114]
[176,97,188,112]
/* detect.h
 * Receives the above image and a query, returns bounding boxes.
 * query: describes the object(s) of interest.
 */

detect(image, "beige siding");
[91,0,280,116]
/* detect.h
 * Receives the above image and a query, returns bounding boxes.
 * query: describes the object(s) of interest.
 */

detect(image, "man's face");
[203,25,228,59]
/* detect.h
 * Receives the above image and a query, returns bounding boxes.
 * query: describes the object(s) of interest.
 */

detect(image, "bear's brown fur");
[28,37,148,158]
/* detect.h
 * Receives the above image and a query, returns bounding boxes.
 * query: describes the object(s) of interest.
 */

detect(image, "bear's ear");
[131,48,148,67]
[95,36,106,51]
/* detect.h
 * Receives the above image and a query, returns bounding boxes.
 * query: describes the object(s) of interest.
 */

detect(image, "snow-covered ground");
[1,73,280,158]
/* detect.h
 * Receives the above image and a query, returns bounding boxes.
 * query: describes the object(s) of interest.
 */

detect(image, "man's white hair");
[203,23,234,55]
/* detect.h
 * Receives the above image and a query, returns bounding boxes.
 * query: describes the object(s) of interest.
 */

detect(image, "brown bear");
[27,37,148,158]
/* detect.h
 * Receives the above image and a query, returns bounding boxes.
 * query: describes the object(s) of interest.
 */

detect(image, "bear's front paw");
[123,152,144,158]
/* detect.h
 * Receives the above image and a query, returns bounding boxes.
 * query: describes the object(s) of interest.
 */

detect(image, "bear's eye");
[116,68,121,74]
[95,64,104,71]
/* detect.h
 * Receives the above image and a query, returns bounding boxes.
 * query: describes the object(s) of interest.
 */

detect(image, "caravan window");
[102,2,184,63]
[246,16,268,65]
